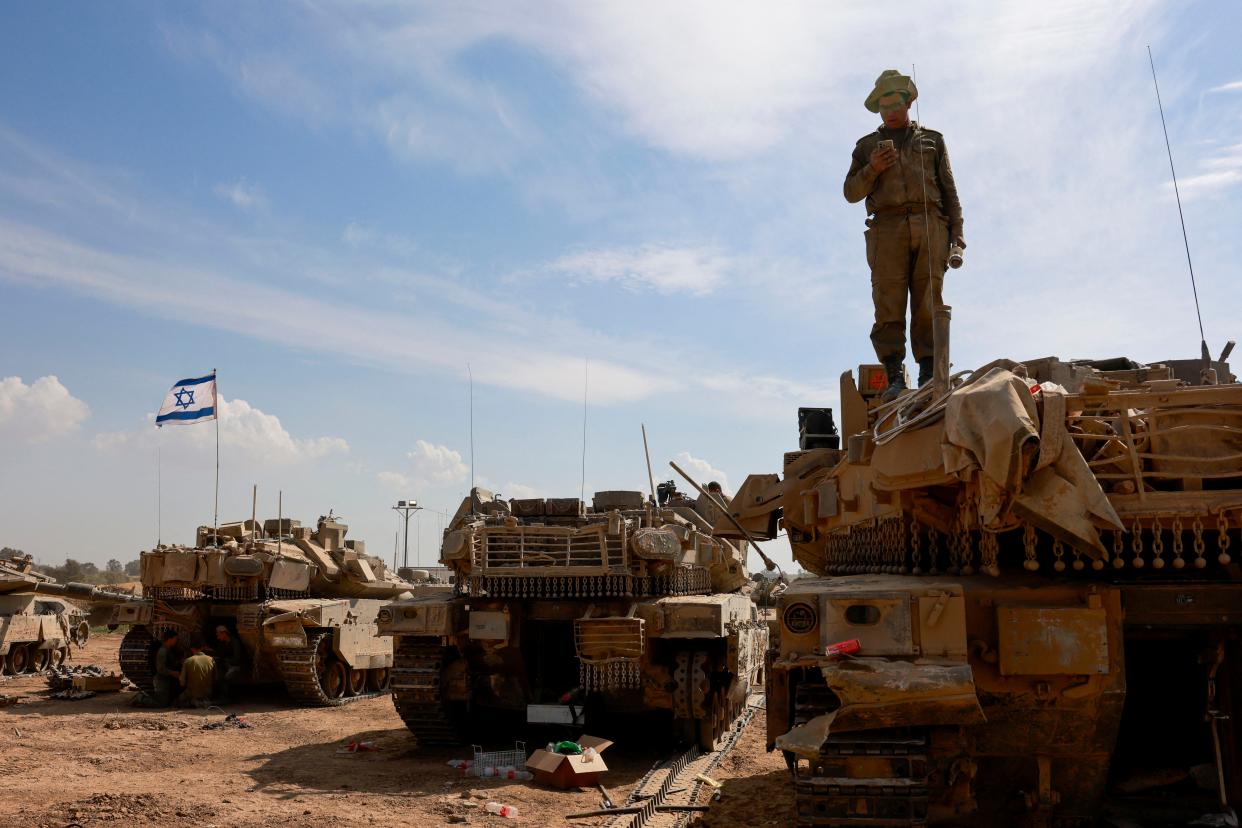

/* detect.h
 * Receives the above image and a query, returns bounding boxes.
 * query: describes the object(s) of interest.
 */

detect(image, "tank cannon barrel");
[32,580,142,604]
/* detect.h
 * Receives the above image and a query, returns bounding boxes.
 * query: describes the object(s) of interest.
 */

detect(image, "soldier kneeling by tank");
[177,642,216,709]
[211,625,245,703]
[151,630,183,706]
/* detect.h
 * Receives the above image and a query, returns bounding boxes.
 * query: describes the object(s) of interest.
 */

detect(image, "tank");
[729,353,1242,826]
[109,512,416,705]
[0,554,101,673]
[377,487,769,750]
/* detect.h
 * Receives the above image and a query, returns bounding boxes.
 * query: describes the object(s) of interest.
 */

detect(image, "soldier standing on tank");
[844,70,965,401]
[152,630,182,706]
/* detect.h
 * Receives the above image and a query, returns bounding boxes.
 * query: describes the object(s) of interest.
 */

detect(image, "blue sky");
[3,1,1241,572]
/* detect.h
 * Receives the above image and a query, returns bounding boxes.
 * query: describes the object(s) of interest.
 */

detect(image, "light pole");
[392,499,422,570]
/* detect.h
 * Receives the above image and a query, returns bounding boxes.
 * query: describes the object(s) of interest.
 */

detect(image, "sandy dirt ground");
[0,633,790,828]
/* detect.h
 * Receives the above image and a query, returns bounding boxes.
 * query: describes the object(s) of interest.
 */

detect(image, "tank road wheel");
[51,647,68,668]
[366,667,390,692]
[29,647,51,673]
[72,620,91,647]
[346,667,367,696]
[119,627,157,693]
[391,638,469,746]
[278,631,366,706]
[323,661,347,700]
[5,644,30,675]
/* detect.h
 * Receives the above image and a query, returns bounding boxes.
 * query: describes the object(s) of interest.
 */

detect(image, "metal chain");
[910,523,923,575]
[928,528,940,575]
[981,530,1000,577]
[1217,512,1232,565]
[1112,529,1126,570]
[1151,516,1166,570]
[1193,517,1207,569]
[1023,524,1039,571]
[1131,519,1145,569]
[1052,538,1066,572]
[1171,517,1185,570]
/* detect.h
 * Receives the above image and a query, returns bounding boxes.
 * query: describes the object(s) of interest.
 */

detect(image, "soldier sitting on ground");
[152,630,182,706]
[211,625,245,703]
[177,642,216,708]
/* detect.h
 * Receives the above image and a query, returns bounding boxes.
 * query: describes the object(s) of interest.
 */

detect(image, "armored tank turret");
[377,487,768,749]
[729,354,1242,826]
[0,555,90,673]
[110,512,415,704]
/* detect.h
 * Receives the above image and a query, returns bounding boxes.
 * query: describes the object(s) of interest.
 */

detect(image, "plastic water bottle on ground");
[486,801,519,818]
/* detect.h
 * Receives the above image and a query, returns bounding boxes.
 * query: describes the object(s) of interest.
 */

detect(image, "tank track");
[277,630,383,707]
[794,729,936,828]
[390,638,467,745]
[119,626,156,693]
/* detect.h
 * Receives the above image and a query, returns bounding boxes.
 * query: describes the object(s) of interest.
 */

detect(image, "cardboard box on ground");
[526,736,613,789]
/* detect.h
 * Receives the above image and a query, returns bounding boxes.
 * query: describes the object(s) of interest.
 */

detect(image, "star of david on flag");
[156,371,218,426]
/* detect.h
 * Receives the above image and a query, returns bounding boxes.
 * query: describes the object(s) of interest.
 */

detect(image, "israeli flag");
[156,372,217,426]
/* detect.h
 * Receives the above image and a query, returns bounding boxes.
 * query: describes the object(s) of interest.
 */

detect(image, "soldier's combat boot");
[918,357,934,388]
[880,357,907,402]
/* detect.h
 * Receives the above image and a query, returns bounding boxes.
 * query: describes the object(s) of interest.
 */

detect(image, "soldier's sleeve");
[843,141,879,203]
[937,137,963,239]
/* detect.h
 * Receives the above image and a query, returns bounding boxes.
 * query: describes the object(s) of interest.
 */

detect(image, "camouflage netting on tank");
[466,566,710,598]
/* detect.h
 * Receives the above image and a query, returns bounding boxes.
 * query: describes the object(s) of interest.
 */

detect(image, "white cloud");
[1172,143,1242,200]
[673,451,731,496]
[0,219,672,405]
[213,178,266,210]
[92,396,347,463]
[377,470,412,493]
[407,440,469,487]
[545,245,731,296]
[0,376,90,443]
[1209,80,1242,94]
[502,482,543,499]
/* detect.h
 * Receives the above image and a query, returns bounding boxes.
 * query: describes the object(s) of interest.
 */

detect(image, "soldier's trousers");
[865,213,948,363]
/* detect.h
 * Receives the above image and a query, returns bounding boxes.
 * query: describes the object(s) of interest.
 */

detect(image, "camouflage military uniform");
[152,642,181,706]
[177,652,216,707]
[844,122,962,366]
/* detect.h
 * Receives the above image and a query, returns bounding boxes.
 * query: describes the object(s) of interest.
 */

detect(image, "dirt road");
[0,633,789,827]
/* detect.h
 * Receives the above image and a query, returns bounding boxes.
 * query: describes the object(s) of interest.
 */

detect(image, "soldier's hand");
[869,146,898,173]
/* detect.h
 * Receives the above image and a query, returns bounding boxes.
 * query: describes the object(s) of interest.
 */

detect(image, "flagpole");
[213,368,219,548]
[156,425,162,547]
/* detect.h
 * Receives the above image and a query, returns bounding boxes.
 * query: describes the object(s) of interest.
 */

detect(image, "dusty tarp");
[941,368,1122,557]
[775,658,984,759]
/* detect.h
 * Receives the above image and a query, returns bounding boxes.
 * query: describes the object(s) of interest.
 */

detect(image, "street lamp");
[392,499,422,570]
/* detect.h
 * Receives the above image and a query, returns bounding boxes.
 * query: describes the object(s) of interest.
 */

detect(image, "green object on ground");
[555,741,582,755]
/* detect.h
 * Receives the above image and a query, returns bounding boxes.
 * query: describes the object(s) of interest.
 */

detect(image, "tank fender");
[109,601,153,626]
[332,623,392,669]
[776,658,985,759]
[376,596,458,637]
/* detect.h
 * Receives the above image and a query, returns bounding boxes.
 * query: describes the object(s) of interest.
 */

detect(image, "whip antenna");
[580,359,589,504]
[1148,45,1209,363]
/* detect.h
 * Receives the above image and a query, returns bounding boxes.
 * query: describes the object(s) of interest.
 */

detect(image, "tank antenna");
[1148,46,1210,369]
[467,363,475,511]
[641,424,657,507]
[580,359,589,505]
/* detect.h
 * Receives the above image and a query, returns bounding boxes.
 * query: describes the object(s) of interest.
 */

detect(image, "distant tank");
[0,554,135,673]
[377,487,768,750]
[728,351,1242,826]
[109,512,416,704]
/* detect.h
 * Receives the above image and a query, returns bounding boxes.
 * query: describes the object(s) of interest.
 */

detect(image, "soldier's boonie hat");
[865,69,918,113]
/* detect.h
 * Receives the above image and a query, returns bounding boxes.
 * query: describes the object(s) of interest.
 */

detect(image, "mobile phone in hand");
[877,139,894,152]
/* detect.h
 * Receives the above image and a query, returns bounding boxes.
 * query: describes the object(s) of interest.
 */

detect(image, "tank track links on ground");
[277,630,382,707]
[390,637,468,746]
[119,626,156,693]
[794,729,938,828]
